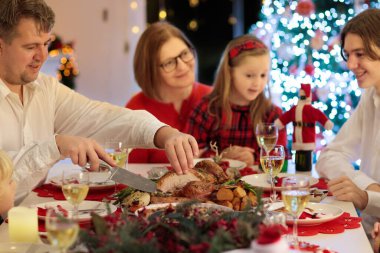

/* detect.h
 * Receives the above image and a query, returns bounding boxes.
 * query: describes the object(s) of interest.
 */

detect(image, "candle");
[8,206,39,243]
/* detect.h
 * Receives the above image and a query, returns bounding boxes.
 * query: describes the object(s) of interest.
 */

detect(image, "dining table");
[0,158,374,253]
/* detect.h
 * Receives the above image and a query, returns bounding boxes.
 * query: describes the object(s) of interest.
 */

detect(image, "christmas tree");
[47,35,79,90]
[250,0,380,151]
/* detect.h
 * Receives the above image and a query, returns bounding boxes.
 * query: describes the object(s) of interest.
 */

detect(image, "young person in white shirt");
[316,9,380,235]
[0,0,199,197]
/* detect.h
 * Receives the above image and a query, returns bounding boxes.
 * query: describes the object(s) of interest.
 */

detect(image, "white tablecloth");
[0,159,373,253]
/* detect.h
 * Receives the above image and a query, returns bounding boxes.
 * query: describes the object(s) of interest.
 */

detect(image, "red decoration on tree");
[304,63,315,75]
[296,0,316,17]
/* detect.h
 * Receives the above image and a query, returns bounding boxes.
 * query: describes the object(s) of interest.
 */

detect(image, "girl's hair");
[134,21,196,99]
[207,34,272,128]
[341,9,380,61]
[0,0,55,44]
[0,150,13,195]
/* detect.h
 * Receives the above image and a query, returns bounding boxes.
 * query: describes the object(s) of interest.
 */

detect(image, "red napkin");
[33,183,127,201]
[289,212,361,236]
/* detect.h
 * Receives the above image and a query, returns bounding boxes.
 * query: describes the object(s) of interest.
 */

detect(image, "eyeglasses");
[160,48,194,73]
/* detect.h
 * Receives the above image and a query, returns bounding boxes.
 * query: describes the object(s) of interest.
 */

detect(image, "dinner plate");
[0,243,54,253]
[49,172,116,190]
[194,158,247,169]
[135,202,233,217]
[241,173,318,191]
[31,200,117,222]
[267,202,344,226]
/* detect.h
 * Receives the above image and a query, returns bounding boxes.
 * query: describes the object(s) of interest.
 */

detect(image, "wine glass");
[105,140,130,169]
[61,171,90,219]
[256,123,278,152]
[45,208,79,253]
[281,175,310,248]
[260,145,285,202]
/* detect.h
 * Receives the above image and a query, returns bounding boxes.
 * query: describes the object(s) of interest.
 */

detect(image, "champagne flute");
[256,123,278,153]
[105,140,129,169]
[61,171,90,219]
[281,176,310,248]
[260,145,285,202]
[46,208,79,253]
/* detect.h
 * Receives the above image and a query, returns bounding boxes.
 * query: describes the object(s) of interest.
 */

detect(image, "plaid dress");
[186,97,288,162]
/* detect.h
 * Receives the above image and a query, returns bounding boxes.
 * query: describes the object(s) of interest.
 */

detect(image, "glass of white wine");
[256,123,278,152]
[61,171,90,219]
[105,140,129,169]
[46,208,79,253]
[281,176,310,247]
[260,145,285,202]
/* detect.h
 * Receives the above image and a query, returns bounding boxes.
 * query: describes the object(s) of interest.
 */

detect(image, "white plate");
[241,173,318,191]
[0,243,54,253]
[32,200,117,222]
[49,172,116,190]
[268,202,344,226]
[135,202,233,216]
[194,158,247,169]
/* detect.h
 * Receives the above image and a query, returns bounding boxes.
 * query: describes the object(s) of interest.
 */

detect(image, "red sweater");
[125,83,212,163]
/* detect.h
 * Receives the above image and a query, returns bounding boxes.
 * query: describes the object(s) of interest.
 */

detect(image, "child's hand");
[372,222,380,238]
[222,145,254,166]
[372,222,380,253]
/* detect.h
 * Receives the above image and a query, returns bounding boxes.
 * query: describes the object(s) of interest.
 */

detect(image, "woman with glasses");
[126,21,212,163]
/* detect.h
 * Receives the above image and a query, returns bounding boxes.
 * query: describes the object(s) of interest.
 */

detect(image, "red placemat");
[289,212,361,236]
[33,183,127,201]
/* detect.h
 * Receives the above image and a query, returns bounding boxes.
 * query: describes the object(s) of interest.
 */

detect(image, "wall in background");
[43,0,145,106]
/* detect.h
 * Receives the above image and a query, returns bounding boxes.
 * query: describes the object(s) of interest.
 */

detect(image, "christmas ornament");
[296,0,316,17]
[277,43,294,62]
[310,30,324,50]
[304,63,315,76]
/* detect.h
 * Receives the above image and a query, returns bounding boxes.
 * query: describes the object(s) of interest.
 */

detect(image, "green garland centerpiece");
[79,199,265,253]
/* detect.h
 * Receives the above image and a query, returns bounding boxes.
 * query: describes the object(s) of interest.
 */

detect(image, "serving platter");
[135,202,233,217]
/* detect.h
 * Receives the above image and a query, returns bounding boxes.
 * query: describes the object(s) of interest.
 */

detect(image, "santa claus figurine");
[274,83,333,171]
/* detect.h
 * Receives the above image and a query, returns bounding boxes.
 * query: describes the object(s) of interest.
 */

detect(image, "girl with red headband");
[186,34,288,166]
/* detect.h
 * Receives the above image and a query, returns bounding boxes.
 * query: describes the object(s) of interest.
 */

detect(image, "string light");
[159,9,167,20]
[188,19,198,31]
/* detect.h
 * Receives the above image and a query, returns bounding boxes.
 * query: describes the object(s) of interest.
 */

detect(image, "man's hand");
[222,145,255,166]
[154,126,199,175]
[55,135,116,170]
[328,176,368,210]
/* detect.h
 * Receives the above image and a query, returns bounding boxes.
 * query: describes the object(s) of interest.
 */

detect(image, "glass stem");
[73,204,79,220]
[293,216,299,248]
[270,169,275,202]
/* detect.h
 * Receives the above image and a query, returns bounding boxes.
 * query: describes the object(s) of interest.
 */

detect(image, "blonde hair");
[0,150,13,195]
[207,34,272,129]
